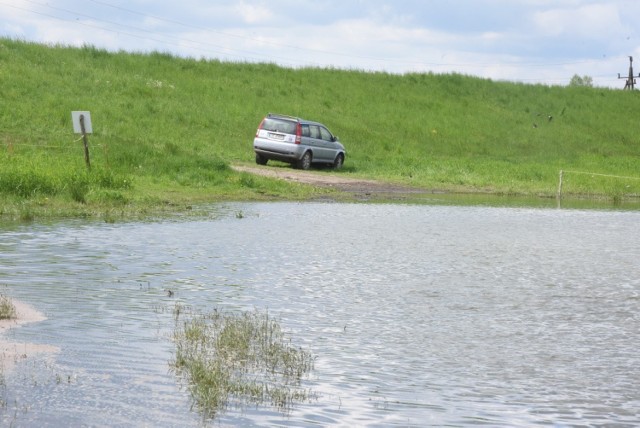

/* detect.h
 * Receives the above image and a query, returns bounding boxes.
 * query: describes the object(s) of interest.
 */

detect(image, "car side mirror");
[332,136,338,142]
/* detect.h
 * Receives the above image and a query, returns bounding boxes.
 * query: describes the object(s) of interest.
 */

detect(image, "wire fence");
[557,169,640,200]
[2,141,105,152]
[562,170,640,181]
[2,139,110,172]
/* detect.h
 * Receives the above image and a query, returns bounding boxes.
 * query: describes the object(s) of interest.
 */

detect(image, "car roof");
[266,113,324,127]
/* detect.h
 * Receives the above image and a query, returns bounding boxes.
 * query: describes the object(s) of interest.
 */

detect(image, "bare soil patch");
[0,300,58,373]
[232,165,436,199]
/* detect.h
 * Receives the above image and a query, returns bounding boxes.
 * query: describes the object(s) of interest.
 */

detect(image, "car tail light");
[295,123,302,144]
[255,118,265,137]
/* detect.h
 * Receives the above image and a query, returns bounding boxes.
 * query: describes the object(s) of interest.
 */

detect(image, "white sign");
[71,111,93,134]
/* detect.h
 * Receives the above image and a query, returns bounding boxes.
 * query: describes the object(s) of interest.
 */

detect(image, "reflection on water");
[0,203,639,426]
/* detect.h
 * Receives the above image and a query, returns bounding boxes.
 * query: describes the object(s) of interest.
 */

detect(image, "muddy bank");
[0,300,58,373]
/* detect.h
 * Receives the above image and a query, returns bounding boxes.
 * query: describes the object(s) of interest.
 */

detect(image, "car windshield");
[262,118,296,134]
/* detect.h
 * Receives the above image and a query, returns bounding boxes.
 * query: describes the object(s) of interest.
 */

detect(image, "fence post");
[556,170,564,201]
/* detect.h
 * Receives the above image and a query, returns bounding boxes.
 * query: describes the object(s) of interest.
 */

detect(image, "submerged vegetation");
[0,294,16,320]
[1,38,640,219]
[170,306,315,419]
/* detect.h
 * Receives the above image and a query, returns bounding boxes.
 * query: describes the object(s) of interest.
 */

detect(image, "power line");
[0,1,631,86]
[85,0,628,69]
[6,0,307,65]
[85,0,400,63]
[10,0,621,70]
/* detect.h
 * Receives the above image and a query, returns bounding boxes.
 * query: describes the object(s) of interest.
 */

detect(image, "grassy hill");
[1,38,639,218]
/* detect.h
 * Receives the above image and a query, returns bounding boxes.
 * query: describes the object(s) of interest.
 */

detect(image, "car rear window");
[261,118,297,134]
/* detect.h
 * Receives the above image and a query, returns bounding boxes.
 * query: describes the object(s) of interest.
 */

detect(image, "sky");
[1,0,639,88]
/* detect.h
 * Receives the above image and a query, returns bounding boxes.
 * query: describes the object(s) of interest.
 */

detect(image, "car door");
[318,126,337,161]
[306,125,328,161]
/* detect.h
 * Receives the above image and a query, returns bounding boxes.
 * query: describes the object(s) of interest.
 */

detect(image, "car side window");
[301,124,310,137]
[319,127,332,141]
[309,125,320,139]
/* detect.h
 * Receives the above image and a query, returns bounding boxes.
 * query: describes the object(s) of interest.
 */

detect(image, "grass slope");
[1,39,639,218]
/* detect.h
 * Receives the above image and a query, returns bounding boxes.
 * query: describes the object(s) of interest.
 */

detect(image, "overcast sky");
[1,0,639,88]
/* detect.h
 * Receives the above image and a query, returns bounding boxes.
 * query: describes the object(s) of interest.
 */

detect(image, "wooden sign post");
[72,111,92,170]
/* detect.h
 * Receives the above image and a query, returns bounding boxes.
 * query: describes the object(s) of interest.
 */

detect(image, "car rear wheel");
[297,151,312,170]
[333,153,344,170]
[255,153,268,165]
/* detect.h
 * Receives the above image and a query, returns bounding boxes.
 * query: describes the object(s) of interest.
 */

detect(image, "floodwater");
[0,202,639,427]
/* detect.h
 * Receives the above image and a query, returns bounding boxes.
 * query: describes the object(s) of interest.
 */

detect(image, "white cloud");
[532,3,623,38]
[480,32,503,42]
[234,1,274,24]
[1,0,638,87]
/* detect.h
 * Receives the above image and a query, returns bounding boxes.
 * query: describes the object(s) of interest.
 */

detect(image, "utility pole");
[618,56,640,90]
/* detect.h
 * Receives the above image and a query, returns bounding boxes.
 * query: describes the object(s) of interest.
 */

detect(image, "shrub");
[569,74,594,87]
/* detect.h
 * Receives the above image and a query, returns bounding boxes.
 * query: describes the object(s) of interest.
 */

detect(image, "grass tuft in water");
[0,294,17,320]
[170,306,315,420]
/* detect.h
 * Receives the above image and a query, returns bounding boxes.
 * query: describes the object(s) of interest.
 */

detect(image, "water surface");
[1,202,638,426]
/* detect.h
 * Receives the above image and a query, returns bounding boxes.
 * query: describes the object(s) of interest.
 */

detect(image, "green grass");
[2,38,640,219]
[170,306,314,419]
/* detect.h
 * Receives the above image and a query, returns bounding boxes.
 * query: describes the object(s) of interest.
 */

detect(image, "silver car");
[253,113,345,170]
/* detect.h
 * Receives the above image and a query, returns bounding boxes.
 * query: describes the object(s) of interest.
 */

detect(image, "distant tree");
[569,74,594,87]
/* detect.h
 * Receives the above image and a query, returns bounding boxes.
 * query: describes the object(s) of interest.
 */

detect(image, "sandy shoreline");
[0,299,59,373]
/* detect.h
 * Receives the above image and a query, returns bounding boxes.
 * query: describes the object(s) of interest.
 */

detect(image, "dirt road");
[232,165,432,199]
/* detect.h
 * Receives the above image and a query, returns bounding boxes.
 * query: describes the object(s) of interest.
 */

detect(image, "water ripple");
[1,203,639,426]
